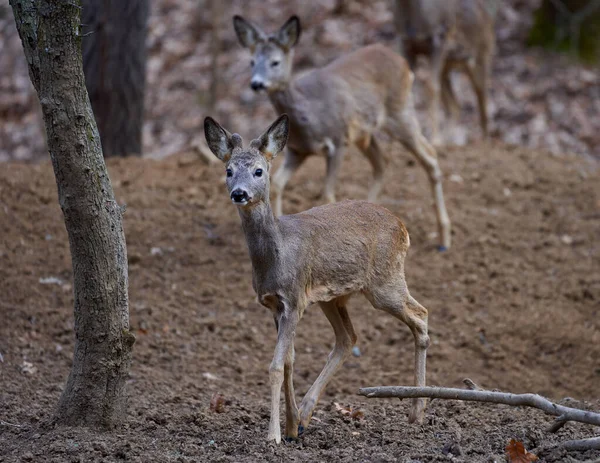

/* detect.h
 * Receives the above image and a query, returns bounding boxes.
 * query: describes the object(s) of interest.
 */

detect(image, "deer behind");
[394,0,496,144]
[233,15,451,250]
[204,114,431,443]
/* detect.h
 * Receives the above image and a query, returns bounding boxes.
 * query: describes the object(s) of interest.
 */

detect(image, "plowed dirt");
[1,142,599,462]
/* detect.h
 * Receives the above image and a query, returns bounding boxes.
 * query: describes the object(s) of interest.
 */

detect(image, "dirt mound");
[1,142,599,461]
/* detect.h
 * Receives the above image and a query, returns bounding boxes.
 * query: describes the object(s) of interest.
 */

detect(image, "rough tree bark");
[82,0,149,157]
[10,0,135,427]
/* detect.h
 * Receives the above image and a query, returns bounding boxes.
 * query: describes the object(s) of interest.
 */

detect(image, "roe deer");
[393,0,496,144]
[204,114,431,443]
[233,15,451,250]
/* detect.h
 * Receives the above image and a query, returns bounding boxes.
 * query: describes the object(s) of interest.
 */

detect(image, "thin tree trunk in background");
[10,0,134,427]
[82,0,150,157]
[208,0,222,115]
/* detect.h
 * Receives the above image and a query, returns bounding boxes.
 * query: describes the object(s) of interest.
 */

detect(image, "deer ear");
[233,15,266,49]
[251,114,289,162]
[204,117,236,163]
[276,15,301,50]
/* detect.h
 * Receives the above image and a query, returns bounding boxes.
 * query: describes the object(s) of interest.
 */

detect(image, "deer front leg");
[427,37,451,146]
[283,344,300,440]
[464,58,490,139]
[268,309,299,443]
[362,137,385,202]
[272,315,300,441]
[441,67,460,124]
[323,140,344,204]
[271,148,306,217]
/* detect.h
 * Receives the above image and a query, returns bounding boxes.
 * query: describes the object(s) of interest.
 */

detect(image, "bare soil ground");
[1,142,599,462]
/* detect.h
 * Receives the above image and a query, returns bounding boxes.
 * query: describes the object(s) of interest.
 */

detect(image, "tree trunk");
[82,0,150,157]
[10,0,135,428]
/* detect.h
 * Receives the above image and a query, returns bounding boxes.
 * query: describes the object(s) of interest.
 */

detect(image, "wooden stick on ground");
[359,384,600,451]
[561,436,600,451]
[358,386,600,427]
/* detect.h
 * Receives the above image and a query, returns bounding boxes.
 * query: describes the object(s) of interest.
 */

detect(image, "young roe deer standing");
[233,15,451,250]
[204,114,431,443]
[393,0,496,144]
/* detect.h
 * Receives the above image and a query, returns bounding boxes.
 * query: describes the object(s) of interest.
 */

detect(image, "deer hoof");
[297,424,305,436]
[437,245,448,252]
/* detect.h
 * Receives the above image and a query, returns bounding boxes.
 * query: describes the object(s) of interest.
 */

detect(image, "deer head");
[204,114,289,207]
[233,15,301,92]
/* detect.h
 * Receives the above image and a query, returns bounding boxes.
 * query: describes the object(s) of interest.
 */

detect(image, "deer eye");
[250,59,255,67]
[226,169,233,177]
[254,169,263,177]
[271,60,280,67]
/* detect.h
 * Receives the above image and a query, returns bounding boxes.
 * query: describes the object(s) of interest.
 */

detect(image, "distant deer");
[204,114,431,443]
[393,0,496,144]
[233,15,451,250]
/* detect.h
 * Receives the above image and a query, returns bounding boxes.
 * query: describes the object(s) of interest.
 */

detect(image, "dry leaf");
[21,361,37,375]
[334,402,351,416]
[506,439,538,463]
[350,409,364,420]
[209,393,226,413]
[334,402,364,420]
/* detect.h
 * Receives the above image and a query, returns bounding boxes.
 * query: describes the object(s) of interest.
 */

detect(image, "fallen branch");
[561,436,600,451]
[358,386,600,427]
[0,420,23,428]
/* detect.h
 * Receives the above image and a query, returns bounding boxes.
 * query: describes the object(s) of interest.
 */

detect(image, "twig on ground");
[463,378,483,391]
[560,436,600,451]
[0,420,23,428]
[358,385,600,427]
[546,415,568,433]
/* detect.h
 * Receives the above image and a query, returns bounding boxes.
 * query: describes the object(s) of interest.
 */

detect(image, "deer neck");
[237,199,283,272]
[268,82,297,119]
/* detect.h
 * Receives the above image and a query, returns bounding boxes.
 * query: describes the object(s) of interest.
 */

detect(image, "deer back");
[271,44,413,155]
[273,201,410,306]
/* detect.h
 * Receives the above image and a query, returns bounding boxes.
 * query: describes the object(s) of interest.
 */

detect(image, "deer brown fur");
[205,114,431,443]
[233,15,451,249]
[394,0,496,144]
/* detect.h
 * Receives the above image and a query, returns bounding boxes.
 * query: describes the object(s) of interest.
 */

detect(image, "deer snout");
[231,189,250,204]
[250,79,266,91]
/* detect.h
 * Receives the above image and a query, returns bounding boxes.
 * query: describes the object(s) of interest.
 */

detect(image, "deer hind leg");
[365,281,430,424]
[298,298,356,433]
[271,148,307,217]
[361,136,386,203]
[390,107,451,249]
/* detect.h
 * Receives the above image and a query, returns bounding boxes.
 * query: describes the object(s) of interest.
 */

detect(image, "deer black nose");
[231,189,249,203]
[250,80,265,91]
